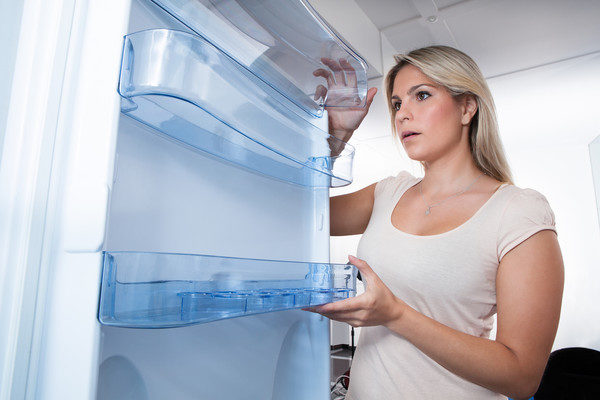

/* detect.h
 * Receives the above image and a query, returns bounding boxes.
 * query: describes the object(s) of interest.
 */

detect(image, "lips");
[401,131,421,140]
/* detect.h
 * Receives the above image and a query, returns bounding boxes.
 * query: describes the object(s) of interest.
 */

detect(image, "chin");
[403,148,428,162]
[403,143,448,164]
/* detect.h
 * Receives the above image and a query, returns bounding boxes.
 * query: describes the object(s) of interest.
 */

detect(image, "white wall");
[330,50,600,351]
[488,53,600,350]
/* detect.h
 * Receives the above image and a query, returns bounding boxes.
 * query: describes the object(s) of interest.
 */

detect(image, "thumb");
[348,255,375,284]
[365,87,378,109]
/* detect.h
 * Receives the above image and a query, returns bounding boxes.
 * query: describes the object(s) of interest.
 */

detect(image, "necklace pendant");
[425,207,431,215]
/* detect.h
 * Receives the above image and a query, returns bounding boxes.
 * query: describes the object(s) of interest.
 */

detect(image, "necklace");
[419,173,485,215]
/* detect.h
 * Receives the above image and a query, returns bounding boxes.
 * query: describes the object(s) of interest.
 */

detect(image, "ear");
[461,94,478,125]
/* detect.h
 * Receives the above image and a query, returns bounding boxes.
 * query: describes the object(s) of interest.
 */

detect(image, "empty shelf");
[98,251,357,328]
[150,0,369,117]
[118,29,354,187]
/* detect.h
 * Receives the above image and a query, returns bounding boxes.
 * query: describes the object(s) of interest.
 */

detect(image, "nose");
[394,103,412,125]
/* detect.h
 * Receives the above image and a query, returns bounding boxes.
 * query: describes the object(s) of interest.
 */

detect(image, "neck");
[420,144,482,197]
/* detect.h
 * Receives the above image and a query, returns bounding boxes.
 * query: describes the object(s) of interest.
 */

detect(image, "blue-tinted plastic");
[118,29,355,187]
[98,251,357,328]
[150,0,369,117]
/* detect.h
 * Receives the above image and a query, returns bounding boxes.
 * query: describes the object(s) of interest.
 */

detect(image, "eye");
[392,101,401,111]
[416,91,431,101]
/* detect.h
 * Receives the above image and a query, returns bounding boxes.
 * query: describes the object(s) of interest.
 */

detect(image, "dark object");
[534,347,600,399]
[357,270,362,281]
[341,368,350,389]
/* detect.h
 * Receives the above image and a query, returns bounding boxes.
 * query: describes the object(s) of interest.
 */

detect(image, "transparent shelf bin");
[150,0,369,117]
[118,29,354,187]
[98,251,357,328]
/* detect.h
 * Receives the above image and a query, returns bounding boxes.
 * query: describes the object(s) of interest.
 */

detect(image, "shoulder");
[500,186,556,226]
[375,171,417,197]
[497,185,557,261]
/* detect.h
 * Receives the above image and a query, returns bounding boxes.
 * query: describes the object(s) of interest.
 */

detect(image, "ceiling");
[354,0,600,78]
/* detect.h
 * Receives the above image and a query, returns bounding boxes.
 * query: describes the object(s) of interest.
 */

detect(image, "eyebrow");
[391,83,435,100]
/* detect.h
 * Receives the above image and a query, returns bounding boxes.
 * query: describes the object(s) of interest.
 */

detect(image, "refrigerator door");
[7,1,132,399]
[0,0,80,398]
[92,0,364,397]
[7,0,362,399]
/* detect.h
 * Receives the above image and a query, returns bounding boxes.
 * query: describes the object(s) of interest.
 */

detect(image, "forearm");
[386,304,539,399]
[328,129,353,157]
[316,242,561,398]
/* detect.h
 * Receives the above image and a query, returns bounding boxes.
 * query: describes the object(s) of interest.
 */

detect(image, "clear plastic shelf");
[150,0,369,117]
[98,251,357,328]
[118,29,355,187]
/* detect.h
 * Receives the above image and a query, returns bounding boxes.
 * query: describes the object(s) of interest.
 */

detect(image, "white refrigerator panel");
[97,95,331,400]
[103,116,328,260]
[94,0,333,399]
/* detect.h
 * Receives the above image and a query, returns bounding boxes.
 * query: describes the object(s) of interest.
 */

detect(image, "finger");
[339,58,357,88]
[303,307,353,323]
[313,310,368,326]
[348,255,376,284]
[315,311,354,323]
[365,87,378,108]
[314,84,327,101]
[313,294,366,314]
[313,68,335,87]
[352,86,378,109]
[302,307,319,313]
[321,57,346,86]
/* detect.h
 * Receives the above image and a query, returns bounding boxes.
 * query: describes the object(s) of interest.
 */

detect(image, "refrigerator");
[0,0,367,399]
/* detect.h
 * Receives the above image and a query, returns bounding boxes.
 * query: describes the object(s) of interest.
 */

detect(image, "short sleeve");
[374,171,414,198]
[497,188,557,261]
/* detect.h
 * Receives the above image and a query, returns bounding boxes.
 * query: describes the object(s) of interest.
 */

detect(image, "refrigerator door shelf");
[150,0,369,117]
[118,29,354,187]
[99,251,357,328]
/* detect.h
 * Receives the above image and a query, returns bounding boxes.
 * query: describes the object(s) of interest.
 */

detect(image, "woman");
[310,46,564,399]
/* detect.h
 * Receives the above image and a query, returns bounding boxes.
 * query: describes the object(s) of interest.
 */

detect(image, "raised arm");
[315,59,379,236]
[330,183,377,236]
[313,58,377,156]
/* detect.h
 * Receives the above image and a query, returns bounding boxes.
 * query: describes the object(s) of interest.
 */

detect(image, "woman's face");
[391,64,475,163]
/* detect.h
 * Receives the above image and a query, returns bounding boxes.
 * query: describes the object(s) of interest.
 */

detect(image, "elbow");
[505,374,542,400]
[509,386,538,400]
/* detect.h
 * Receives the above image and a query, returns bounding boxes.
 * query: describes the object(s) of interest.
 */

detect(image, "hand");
[313,58,378,144]
[305,255,407,328]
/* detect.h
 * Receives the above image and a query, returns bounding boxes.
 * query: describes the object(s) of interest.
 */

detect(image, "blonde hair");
[385,45,513,184]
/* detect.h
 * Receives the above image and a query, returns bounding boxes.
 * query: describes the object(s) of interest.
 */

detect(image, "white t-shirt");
[345,171,557,400]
